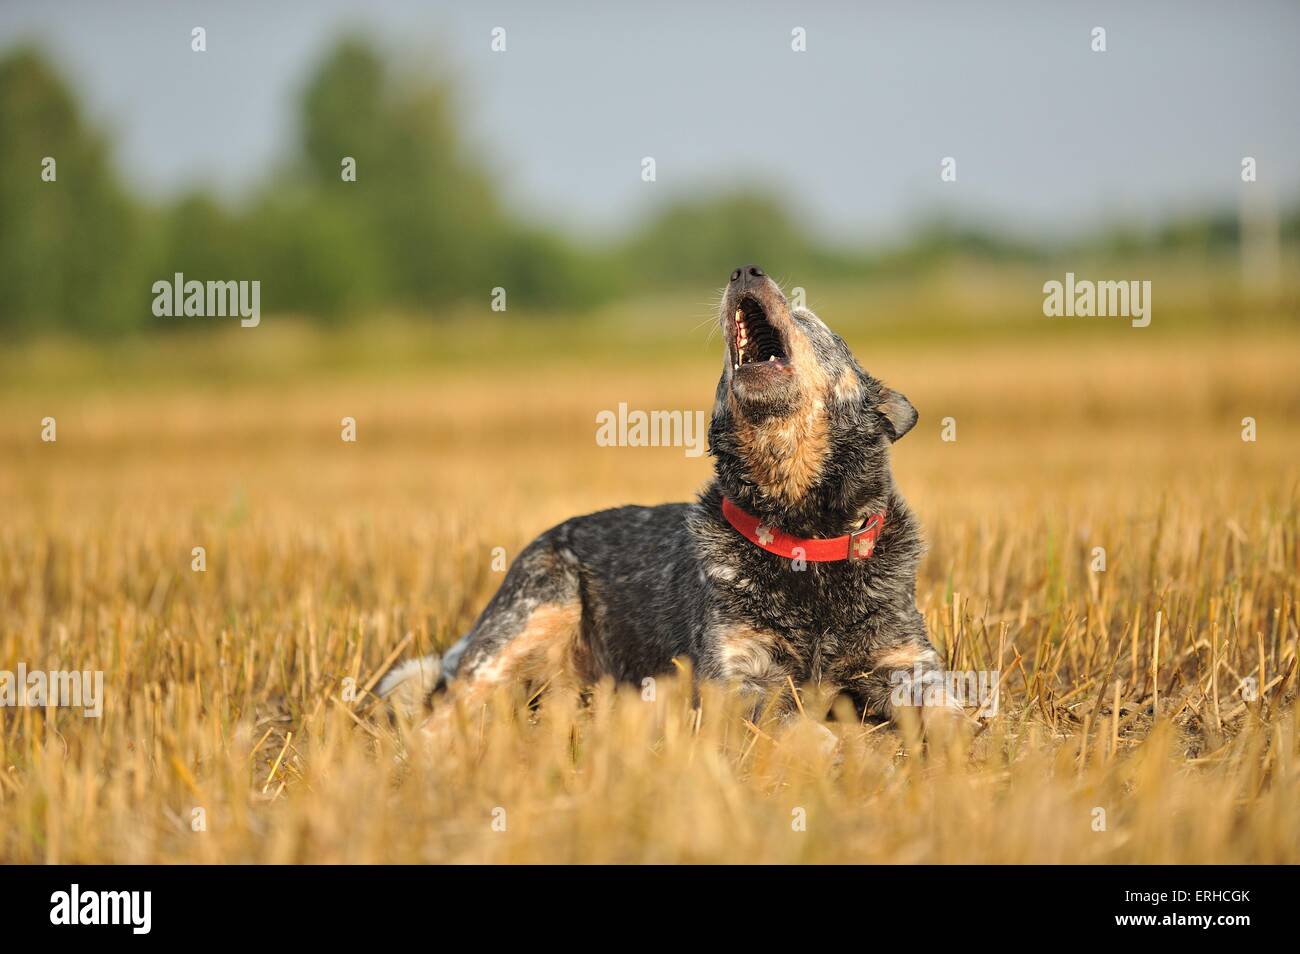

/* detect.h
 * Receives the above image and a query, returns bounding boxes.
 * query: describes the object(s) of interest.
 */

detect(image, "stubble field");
[1,288,1298,863]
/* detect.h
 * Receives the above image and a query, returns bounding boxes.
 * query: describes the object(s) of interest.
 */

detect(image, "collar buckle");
[847,518,881,561]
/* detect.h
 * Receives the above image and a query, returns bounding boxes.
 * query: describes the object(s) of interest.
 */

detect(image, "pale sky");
[2,0,1297,243]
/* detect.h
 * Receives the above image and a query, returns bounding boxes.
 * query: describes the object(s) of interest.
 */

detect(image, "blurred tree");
[299,39,387,185]
[249,181,389,322]
[290,37,508,310]
[3,40,1292,339]
[622,190,822,287]
[0,47,141,334]
[495,228,623,311]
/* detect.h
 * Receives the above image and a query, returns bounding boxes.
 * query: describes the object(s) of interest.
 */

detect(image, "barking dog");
[380,265,961,730]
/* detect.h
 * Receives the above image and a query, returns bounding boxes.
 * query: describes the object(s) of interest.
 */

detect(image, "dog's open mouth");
[731,296,788,370]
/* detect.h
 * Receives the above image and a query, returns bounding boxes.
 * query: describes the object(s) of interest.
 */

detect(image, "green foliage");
[293,38,508,309]
[621,191,826,286]
[0,38,1294,338]
[0,47,142,334]
[0,38,535,335]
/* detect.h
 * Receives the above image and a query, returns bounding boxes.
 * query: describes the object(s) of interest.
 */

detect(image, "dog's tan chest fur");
[729,329,836,506]
[733,403,828,507]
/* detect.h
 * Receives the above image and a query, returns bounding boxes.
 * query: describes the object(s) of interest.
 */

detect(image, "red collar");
[721,497,885,563]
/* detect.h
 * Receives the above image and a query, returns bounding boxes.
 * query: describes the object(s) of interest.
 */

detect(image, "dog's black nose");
[731,264,764,285]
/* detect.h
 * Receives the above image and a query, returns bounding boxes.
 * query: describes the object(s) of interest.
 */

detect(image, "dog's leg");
[857,640,978,730]
[709,622,794,718]
[417,534,588,736]
[707,625,840,756]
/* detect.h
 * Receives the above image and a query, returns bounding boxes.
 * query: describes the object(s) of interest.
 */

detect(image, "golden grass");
[1,320,1298,863]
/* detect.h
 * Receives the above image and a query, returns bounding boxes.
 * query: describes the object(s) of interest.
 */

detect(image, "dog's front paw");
[915,702,994,760]
[777,716,843,764]
[919,702,981,733]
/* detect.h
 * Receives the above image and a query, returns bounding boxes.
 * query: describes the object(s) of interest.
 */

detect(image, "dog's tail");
[375,654,442,717]
[375,633,471,717]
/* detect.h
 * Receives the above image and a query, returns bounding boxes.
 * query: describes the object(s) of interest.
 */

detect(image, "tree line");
[0,38,1291,336]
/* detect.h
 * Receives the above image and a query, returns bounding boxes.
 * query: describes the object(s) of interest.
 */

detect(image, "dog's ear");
[876,386,917,442]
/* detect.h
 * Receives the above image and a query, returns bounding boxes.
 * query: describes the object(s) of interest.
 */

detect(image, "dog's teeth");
[769,355,775,362]
[734,363,739,371]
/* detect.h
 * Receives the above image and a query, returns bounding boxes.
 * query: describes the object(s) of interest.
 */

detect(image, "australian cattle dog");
[380,265,965,735]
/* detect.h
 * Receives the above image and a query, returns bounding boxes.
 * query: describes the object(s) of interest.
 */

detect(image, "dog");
[379,264,962,733]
